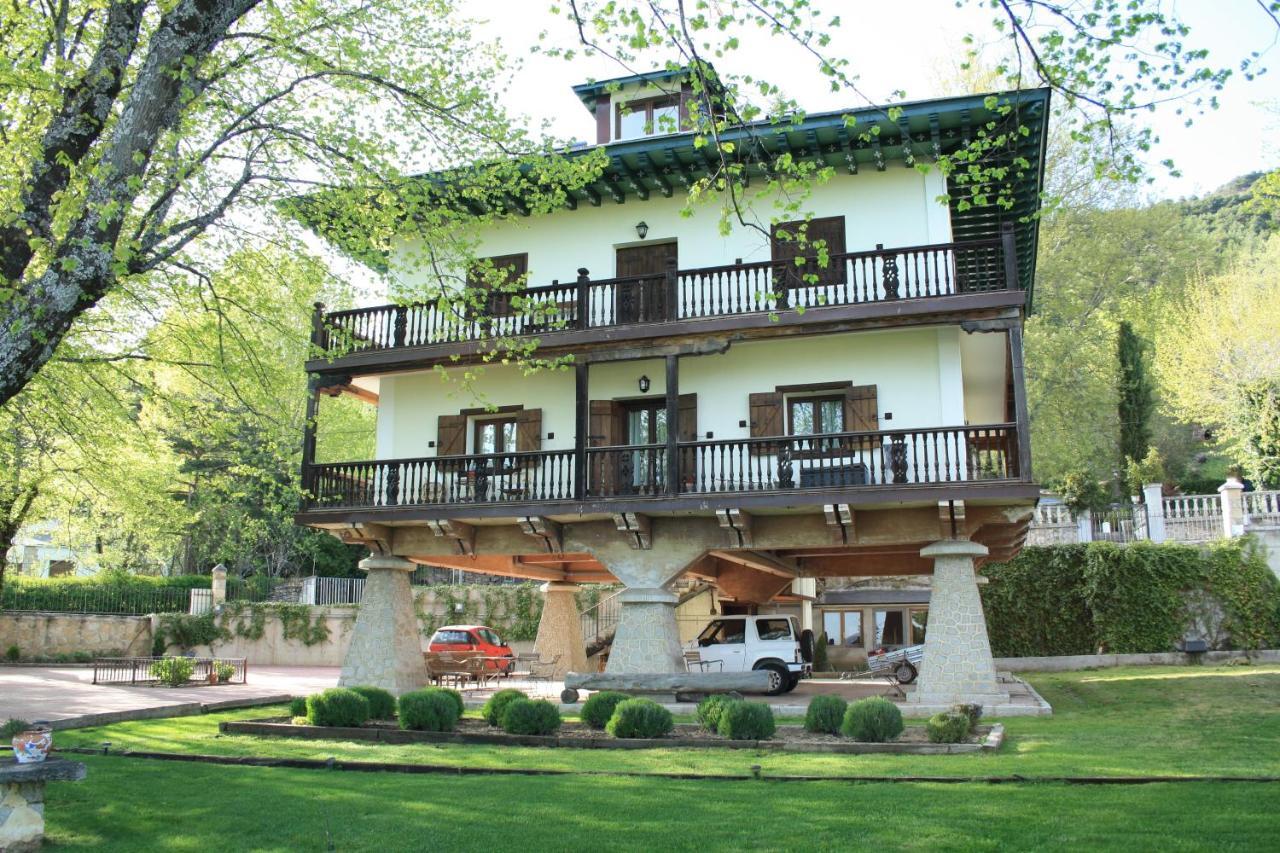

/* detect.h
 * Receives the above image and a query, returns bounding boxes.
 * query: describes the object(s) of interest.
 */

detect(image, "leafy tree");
[1117,321,1154,468]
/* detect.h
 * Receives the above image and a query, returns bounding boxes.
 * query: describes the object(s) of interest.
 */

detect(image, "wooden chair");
[525,654,561,696]
[684,649,723,673]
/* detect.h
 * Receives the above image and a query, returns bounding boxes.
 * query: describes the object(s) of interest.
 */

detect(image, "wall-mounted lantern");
[638,375,651,393]
[635,221,649,240]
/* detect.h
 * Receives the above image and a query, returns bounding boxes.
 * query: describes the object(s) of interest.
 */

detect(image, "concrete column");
[338,554,427,695]
[533,582,588,678]
[1219,477,1245,538]
[605,588,683,673]
[210,563,227,605]
[1143,484,1166,542]
[911,539,1008,708]
[793,577,816,631]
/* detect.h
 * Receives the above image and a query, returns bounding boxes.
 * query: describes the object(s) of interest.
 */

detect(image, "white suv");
[688,614,814,695]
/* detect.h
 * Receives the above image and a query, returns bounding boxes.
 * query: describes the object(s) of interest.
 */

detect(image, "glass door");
[623,400,667,493]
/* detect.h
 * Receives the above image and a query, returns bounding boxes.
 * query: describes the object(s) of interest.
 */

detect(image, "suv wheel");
[754,661,789,696]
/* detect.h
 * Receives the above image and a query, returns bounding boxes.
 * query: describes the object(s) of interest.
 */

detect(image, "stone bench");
[1,758,87,852]
[560,670,771,703]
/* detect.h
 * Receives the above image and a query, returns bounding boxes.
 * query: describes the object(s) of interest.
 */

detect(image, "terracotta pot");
[12,727,52,764]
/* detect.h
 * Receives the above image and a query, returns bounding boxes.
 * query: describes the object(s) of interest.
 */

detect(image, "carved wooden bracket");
[427,519,476,555]
[716,508,753,548]
[518,516,564,553]
[611,512,652,550]
[333,522,392,555]
[824,503,855,545]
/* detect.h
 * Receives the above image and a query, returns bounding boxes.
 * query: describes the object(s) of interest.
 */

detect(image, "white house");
[296,68,1049,707]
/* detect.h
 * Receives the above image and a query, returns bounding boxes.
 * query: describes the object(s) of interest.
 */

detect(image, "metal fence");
[301,576,365,605]
[91,656,248,686]
[1090,502,1148,543]
[1162,494,1222,543]
[0,580,193,615]
[1246,490,1280,525]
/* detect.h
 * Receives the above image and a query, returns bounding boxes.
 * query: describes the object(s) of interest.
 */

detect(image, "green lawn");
[40,665,1280,851]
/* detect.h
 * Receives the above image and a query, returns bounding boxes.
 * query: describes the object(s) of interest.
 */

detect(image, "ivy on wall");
[153,602,331,653]
[413,583,545,642]
[982,538,1280,656]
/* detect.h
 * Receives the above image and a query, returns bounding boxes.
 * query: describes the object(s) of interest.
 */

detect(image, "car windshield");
[477,628,502,645]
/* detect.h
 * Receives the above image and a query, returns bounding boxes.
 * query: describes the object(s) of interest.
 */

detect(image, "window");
[432,630,472,645]
[910,608,928,645]
[467,253,528,320]
[477,628,503,646]
[698,618,747,645]
[474,417,517,455]
[821,610,863,647]
[874,609,906,647]
[788,395,845,436]
[755,618,793,641]
[616,96,682,140]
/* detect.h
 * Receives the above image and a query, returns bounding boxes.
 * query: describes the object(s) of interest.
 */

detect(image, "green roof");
[571,67,697,113]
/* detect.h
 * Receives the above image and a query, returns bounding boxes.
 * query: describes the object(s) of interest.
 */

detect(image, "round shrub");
[288,696,307,718]
[605,698,674,739]
[581,691,631,730]
[398,688,460,732]
[841,697,904,742]
[696,695,736,733]
[349,686,396,720]
[437,687,465,720]
[306,688,371,728]
[482,689,528,727]
[717,701,776,741]
[803,694,848,735]
[951,703,983,730]
[927,711,972,744]
[500,698,562,736]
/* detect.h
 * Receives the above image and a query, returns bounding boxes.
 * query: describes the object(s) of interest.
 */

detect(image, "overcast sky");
[468,1,1280,200]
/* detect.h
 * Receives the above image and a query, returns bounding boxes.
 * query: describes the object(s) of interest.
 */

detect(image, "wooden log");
[563,671,771,694]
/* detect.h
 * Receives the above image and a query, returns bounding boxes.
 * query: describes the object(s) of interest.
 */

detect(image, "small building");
[294,67,1049,707]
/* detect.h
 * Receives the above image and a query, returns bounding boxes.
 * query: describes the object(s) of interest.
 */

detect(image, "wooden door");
[615,242,677,324]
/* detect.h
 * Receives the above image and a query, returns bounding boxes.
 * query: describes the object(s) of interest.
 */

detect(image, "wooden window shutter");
[589,400,621,447]
[437,414,467,456]
[677,394,698,442]
[844,385,879,432]
[771,216,846,288]
[515,408,542,453]
[749,392,783,438]
[588,400,622,496]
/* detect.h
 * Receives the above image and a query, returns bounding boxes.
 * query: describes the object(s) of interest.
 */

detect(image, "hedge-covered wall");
[981,539,1280,656]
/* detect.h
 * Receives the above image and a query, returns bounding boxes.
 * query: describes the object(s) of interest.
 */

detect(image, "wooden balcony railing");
[303,424,1022,511]
[312,233,1016,356]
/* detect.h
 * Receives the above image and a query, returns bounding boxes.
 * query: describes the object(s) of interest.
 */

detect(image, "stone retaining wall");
[995,648,1280,672]
[0,611,153,658]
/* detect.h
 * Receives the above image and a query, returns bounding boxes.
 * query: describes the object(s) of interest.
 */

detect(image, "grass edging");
[219,717,1003,755]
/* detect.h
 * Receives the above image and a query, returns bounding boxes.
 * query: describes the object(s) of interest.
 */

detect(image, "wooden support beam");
[640,152,673,197]
[581,185,602,207]
[709,550,798,578]
[803,130,825,167]
[823,503,855,545]
[504,194,530,217]
[716,508,753,548]
[611,157,648,200]
[333,522,392,555]
[666,149,697,188]
[518,516,564,553]
[837,129,858,174]
[604,174,626,204]
[897,119,915,166]
[871,136,885,171]
[937,500,967,539]
[426,519,476,556]
[929,114,942,160]
[410,554,565,582]
[612,512,651,550]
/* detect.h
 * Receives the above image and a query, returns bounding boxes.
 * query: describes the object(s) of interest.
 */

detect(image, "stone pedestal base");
[0,759,86,853]
[533,582,588,678]
[910,540,1009,707]
[338,555,428,695]
[605,588,682,674]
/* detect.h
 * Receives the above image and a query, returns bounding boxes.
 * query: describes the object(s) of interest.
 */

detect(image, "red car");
[427,624,515,673]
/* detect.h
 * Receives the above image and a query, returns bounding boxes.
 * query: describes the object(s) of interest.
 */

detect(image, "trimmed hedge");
[500,698,561,736]
[398,688,460,732]
[926,712,971,744]
[581,691,630,730]
[842,697,903,743]
[605,698,673,739]
[349,686,396,720]
[803,694,847,735]
[717,701,776,741]
[306,688,370,728]
[288,696,307,718]
[696,695,734,733]
[982,540,1280,656]
[482,689,528,727]
[436,687,465,720]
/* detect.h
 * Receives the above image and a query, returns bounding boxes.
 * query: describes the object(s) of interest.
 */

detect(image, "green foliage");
[580,691,631,731]
[213,662,236,683]
[952,703,984,729]
[717,701,776,741]
[983,541,1280,656]
[154,613,227,653]
[813,634,831,672]
[695,695,735,733]
[1,574,211,615]
[288,697,307,719]
[842,697,904,742]
[436,688,465,720]
[413,583,544,643]
[1051,470,1111,517]
[306,688,370,728]
[605,698,673,739]
[1125,448,1166,497]
[1,719,32,739]
[499,698,561,736]
[349,686,396,720]
[481,689,527,727]
[1117,321,1155,470]
[151,657,195,687]
[398,689,460,733]
[4,645,18,662]
[926,712,972,744]
[803,694,848,735]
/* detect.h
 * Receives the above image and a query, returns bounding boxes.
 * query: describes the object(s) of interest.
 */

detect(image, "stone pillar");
[1075,508,1093,543]
[211,563,227,606]
[1143,483,1166,543]
[605,587,683,673]
[338,554,427,695]
[911,539,1008,708]
[0,759,86,852]
[1219,477,1245,538]
[533,582,588,678]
